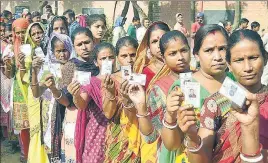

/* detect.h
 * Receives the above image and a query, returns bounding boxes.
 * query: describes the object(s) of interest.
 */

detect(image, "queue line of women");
[1,14,267,163]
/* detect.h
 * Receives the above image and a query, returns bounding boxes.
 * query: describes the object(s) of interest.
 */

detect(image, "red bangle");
[241,143,263,157]
[164,118,177,126]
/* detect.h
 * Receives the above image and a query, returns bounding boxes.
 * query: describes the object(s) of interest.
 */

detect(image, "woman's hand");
[18,52,26,68]
[231,92,259,126]
[67,80,81,98]
[120,80,131,103]
[177,104,197,136]
[102,74,115,95]
[3,55,12,69]
[32,56,44,71]
[44,74,57,91]
[166,87,184,118]
[128,84,146,113]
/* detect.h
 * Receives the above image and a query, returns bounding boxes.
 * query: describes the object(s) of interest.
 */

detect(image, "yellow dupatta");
[23,22,45,84]
[133,21,170,74]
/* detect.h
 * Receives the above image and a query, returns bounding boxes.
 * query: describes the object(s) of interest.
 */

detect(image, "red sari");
[142,66,155,90]
[200,86,268,163]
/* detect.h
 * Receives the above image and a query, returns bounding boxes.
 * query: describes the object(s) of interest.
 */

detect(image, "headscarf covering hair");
[133,21,170,73]
[47,16,69,37]
[24,22,45,49]
[114,16,124,27]
[12,18,30,66]
[78,15,87,28]
[46,32,74,62]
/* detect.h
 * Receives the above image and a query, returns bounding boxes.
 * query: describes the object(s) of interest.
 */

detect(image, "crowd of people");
[0,5,268,163]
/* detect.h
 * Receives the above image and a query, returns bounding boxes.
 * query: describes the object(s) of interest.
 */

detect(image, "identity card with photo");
[180,72,192,93]
[128,73,147,86]
[73,70,91,85]
[121,65,132,80]
[219,77,246,110]
[184,82,201,108]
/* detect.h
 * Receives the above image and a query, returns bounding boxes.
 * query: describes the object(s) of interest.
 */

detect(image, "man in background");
[63,9,80,36]
[223,21,232,36]
[251,21,260,32]
[127,17,141,40]
[136,17,150,43]
[236,18,249,30]
[31,11,41,23]
[174,13,190,37]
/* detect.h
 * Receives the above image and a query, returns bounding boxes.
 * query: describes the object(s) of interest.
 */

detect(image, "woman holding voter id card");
[70,42,115,162]
[101,36,141,162]
[9,18,31,162]
[30,32,74,162]
[24,22,50,163]
[164,29,267,162]
[151,24,233,162]
[130,30,192,163]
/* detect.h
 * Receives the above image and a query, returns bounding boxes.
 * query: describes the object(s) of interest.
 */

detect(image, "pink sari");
[75,76,108,163]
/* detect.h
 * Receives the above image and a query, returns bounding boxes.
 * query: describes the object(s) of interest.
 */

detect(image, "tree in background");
[233,0,241,30]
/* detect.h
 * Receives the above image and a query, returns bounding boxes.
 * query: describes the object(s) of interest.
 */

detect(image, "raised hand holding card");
[219,77,246,111]
[180,72,192,92]
[121,65,132,80]
[128,73,147,86]
[101,59,113,75]
[35,47,45,61]
[184,82,200,108]
[73,70,91,85]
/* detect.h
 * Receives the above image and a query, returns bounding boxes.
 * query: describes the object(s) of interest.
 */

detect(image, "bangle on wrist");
[241,143,263,157]
[136,112,150,118]
[184,135,203,153]
[54,91,62,100]
[30,82,39,86]
[240,153,263,162]
[20,68,26,71]
[162,118,178,129]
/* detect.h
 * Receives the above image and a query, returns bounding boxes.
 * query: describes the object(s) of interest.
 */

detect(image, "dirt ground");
[1,141,21,163]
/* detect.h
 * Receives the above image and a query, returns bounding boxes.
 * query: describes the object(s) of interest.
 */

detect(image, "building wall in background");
[1,1,268,33]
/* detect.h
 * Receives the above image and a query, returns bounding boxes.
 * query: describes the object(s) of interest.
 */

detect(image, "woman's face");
[89,20,106,40]
[54,39,70,64]
[53,20,67,35]
[30,24,44,46]
[5,30,13,44]
[117,45,137,67]
[149,29,166,59]
[73,33,94,61]
[14,27,27,42]
[95,48,115,71]
[197,31,227,76]
[163,38,191,73]
[229,39,264,88]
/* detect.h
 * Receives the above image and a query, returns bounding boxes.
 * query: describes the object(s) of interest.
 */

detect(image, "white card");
[35,47,45,60]
[101,60,113,75]
[50,63,62,78]
[128,73,147,86]
[219,77,246,109]
[73,70,91,85]
[2,44,14,58]
[121,65,132,80]
[180,72,192,92]
[19,44,32,57]
[184,82,200,108]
